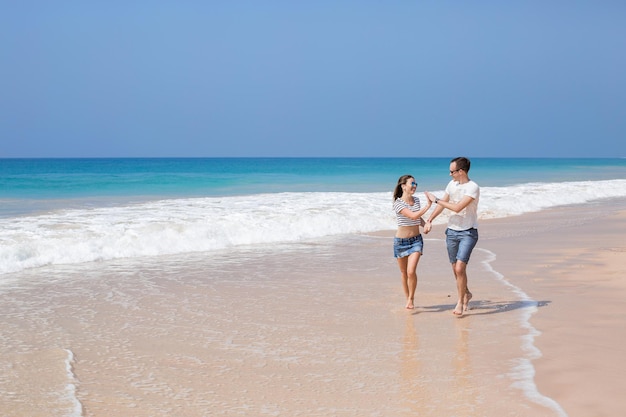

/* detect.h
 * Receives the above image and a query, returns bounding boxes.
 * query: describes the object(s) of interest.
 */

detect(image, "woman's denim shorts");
[445,227,478,264]
[394,235,423,258]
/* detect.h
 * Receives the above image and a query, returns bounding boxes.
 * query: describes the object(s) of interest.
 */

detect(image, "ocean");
[1,157,625,277]
[1,157,625,416]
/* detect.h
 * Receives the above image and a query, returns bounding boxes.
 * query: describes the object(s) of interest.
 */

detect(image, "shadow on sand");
[412,299,551,317]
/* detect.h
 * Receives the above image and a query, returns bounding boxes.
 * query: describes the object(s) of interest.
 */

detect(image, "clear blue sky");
[2,2,625,158]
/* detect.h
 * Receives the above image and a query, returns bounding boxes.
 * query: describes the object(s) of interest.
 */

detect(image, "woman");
[393,175,432,309]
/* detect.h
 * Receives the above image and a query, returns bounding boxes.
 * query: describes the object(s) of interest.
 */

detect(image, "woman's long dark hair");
[393,175,413,201]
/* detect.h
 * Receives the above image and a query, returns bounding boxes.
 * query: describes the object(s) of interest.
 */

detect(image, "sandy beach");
[1,199,625,416]
[3,0,625,414]
[478,199,626,417]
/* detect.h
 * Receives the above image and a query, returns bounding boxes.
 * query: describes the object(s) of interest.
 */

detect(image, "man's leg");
[455,229,478,313]
[452,260,469,313]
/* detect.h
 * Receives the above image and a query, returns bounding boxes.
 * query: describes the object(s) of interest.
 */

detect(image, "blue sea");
[2,157,625,416]
[1,157,625,276]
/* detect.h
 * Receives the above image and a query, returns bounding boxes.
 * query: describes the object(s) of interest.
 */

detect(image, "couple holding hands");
[393,157,480,317]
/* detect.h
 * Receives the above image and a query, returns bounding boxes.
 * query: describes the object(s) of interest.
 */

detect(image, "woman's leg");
[398,254,420,309]
[406,252,421,309]
[397,257,409,304]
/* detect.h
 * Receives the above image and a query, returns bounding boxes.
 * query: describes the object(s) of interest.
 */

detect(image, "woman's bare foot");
[452,301,464,317]
[463,291,473,312]
[406,298,415,309]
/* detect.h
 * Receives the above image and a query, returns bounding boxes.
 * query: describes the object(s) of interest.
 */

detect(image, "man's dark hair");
[451,157,471,173]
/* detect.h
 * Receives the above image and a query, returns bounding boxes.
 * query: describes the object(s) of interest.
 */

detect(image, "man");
[424,157,480,317]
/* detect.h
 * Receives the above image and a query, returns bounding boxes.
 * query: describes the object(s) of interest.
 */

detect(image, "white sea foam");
[63,349,84,417]
[479,248,568,417]
[0,179,624,276]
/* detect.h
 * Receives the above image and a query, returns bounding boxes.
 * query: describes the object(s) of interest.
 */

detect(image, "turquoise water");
[1,157,625,275]
[2,157,625,203]
[2,158,623,416]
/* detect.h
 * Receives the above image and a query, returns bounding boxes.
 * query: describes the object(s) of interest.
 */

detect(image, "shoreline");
[373,198,626,416]
[0,199,624,416]
[476,199,626,417]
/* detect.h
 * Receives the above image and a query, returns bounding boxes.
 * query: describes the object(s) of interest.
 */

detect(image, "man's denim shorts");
[445,228,478,264]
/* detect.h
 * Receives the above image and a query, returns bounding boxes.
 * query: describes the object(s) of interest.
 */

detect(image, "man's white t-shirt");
[445,180,480,231]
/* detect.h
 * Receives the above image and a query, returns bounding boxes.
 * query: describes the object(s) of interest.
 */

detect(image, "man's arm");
[432,194,474,214]
[424,192,448,233]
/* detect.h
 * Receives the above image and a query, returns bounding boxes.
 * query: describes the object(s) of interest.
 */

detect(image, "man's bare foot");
[463,291,473,311]
[406,298,415,309]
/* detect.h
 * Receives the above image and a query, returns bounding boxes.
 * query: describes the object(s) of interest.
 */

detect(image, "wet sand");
[477,199,626,417]
[0,200,624,416]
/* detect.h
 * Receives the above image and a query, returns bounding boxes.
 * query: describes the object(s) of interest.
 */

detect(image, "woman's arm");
[425,192,447,220]
[399,195,432,220]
